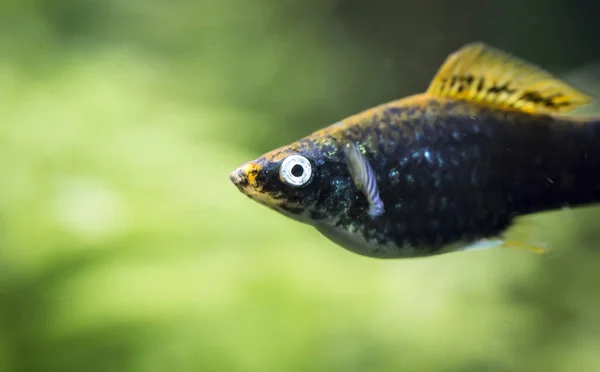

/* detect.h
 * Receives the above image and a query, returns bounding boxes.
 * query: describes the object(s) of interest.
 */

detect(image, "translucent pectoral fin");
[343,142,385,218]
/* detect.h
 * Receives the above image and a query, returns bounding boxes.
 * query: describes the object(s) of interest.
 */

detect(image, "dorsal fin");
[426,42,593,114]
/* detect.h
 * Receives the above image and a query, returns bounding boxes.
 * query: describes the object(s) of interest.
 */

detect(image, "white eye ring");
[279,155,312,187]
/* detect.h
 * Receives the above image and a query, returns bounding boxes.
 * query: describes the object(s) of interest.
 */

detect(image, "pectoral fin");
[343,142,385,218]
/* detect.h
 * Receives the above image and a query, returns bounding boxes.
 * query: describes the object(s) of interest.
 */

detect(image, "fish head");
[230,136,393,258]
[229,137,353,224]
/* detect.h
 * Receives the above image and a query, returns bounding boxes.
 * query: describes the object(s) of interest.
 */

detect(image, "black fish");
[229,42,599,259]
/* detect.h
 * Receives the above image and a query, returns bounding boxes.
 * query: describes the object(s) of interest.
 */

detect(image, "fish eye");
[279,155,312,187]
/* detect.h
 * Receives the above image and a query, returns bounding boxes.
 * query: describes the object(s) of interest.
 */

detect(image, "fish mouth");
[230,161,283,210]
[230,161,308,220]
[229,161,262,191]
[229,168,248,190]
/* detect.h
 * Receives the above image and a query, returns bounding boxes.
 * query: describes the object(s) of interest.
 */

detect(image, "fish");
[229,42,600,259]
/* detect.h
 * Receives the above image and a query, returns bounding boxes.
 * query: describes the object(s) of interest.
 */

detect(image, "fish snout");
[229,168,247,189]
[229,162,262,190]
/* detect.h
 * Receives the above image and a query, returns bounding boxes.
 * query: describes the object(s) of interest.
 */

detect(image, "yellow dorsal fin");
[426,42,593,114]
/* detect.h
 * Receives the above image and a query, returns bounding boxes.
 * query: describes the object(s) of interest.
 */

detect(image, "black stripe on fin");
[426,42,593,114]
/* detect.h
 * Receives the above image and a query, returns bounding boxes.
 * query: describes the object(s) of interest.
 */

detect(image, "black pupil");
[291,164,304,177]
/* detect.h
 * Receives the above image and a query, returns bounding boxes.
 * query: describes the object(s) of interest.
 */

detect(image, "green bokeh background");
[2,1,600,371]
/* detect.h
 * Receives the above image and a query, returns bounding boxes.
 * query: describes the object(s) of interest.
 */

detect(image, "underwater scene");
[1,0,600,371]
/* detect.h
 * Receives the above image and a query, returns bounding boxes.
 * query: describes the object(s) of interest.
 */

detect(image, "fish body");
[230,42,600,259]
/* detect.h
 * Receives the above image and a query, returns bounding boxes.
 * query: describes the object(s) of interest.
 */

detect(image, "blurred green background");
[2,0,600,371]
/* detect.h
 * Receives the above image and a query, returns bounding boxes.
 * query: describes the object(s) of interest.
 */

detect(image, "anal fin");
[458,215,550,255]
[502,239,548,254]
[457,238,548,255]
